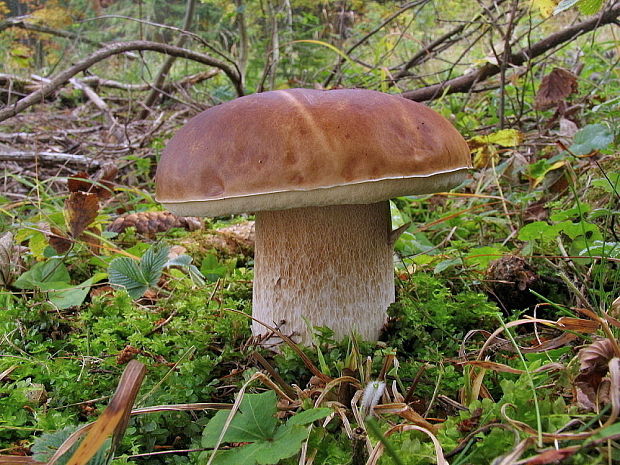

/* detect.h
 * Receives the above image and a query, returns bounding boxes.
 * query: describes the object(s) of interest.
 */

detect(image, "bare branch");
[140,0,197,117]
[0,40,243,123]
[0,15,101,47]
[324,0,429,87]
[401,3,620,101]
[0,150,101,168]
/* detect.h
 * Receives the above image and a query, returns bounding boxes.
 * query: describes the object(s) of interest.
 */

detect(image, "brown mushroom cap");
[155,88,471,217]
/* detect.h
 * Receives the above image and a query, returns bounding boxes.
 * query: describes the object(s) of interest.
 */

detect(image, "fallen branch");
[0,40,243,123]
[401,3,620,101]
[1,70,218,94]
[0,150,101,168]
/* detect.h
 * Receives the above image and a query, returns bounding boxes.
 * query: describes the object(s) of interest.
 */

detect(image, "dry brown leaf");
[65,192,99,238]
[575,339,616,411]
[524,447,580,464]
[556,317,599,333]
[63,360,145,465]
[67,167,116,200]
[579,338,616,374]
[0,232,25,287]
[48,226,73,254]
[535,68,578,110]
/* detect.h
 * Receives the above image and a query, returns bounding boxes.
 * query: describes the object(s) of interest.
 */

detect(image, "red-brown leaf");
[65,192,99,238]
[535,68,578,110]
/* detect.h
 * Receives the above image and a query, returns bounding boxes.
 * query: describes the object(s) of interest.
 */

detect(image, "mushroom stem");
[252,201,394,344]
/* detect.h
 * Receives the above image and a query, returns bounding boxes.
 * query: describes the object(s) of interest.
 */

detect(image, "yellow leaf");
[470,129,523,148]
[531,0,559,18]
[472,145,499,169]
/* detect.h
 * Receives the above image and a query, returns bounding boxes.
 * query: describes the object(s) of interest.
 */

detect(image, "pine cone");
[108,211,202,235]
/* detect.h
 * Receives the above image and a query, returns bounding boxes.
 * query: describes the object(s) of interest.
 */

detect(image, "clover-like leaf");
[202,391,331,465]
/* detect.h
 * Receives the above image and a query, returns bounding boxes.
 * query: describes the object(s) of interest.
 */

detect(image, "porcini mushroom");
[155,88,471,344]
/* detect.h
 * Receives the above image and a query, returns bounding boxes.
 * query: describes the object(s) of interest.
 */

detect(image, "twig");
[401,3,620,101]
[323,0,429,87]
[0,151,100,168]
[140,0,197,118]
[0,40,243,123]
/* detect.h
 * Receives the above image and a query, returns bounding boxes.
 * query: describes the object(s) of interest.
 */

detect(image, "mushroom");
[155,88,471,344]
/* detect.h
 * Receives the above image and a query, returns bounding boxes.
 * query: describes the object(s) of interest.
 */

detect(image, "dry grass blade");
[373,403,437,433]
[131,403,232,414]
[461,360,564,375]
[0,365,17,382]
[0,457,45,464]
[500,359,620,445]
[57,360,146,465]
[555,317,599,333]
[365,424,447,465]
[224,308,330,382]
[205,371,263,465]
[313,376,362,407]
[493,437,536,465]
[478,318,570,360]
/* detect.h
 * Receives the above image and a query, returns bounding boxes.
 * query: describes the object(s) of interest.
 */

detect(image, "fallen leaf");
[65,192,99,238]
[535,68,578,110]
[574,339,616,410]
[48,226,73,254]
[524,446,579,464]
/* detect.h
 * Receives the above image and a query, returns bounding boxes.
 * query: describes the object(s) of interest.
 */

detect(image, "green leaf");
[569,124,614,155]
[208,424,310,465]
[465,246,504,269]
[202,391,278,447]
[549,205,591,222]
[577,0,604,14]
[108,244,169,299]
[592,173,620,194]
[554,0,580,14]
[286,408,331,426]
[202,392,327,465]
[14,259,70,289]
[433,257,462,274]
[590,421,620,441]
[200,254,228,282]
[140,243,169,285]
[40,274,104,309]
[166,254,206,285]
[517,221,552,241]
[579,241,620,258]
[108,257,149,299]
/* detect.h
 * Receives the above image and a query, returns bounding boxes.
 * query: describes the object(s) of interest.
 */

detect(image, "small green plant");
[200,390,331,465]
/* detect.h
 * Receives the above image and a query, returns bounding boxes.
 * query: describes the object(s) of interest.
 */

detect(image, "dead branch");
[323,0,430,87]
[0,150,101,168]
[0,15,139,60]
[0,15,101,46]
[140,0,197,118]
[401,3,620,101]
[0,70,218,95]
[69,78,119,137]
[0,40,243,123]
